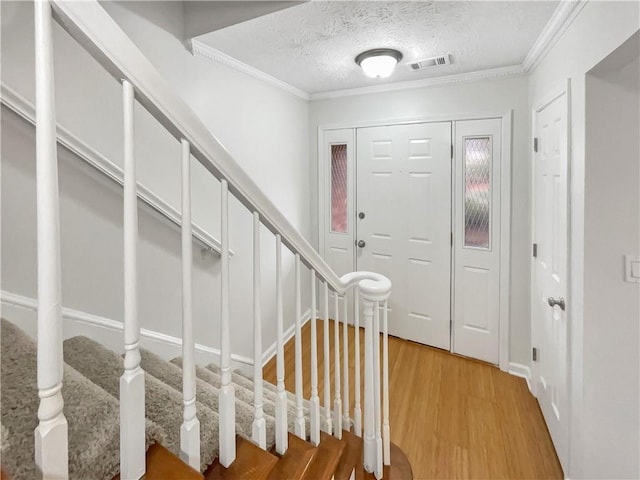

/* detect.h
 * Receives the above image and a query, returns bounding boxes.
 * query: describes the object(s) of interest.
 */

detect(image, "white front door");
[532,90,570,471]
[452,119,502,364]
[356,122,452,349]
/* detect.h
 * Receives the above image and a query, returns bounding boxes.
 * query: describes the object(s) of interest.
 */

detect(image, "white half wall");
[309,75,532,366]
[1,1,311,363]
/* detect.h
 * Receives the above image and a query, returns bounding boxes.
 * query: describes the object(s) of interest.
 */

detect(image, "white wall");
[583,47,639,478]
[309,75,532,366]
[528,2,639,478]
[0,1,311,364]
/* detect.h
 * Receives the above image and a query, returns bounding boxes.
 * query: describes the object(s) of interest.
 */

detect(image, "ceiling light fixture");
[355,48,403,79]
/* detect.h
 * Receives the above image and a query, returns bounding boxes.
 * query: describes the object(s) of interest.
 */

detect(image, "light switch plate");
[624,255,640,283]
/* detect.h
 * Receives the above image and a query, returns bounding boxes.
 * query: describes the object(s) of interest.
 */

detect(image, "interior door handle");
[547,297,566,311]
[357,240,366,248]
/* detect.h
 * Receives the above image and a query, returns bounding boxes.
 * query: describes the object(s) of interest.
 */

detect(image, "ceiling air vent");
[410,54,452,70]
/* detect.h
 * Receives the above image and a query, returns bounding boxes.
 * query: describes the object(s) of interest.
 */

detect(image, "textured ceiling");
[198,1,559,94]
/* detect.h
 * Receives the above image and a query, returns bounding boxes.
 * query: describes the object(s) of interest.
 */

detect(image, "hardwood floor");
[264,320,563,479]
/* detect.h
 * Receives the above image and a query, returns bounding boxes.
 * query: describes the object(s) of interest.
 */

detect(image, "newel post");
[359,278,390,479]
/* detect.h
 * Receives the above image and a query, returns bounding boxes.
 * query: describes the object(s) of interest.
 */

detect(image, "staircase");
[1,319,411,479]
[0,1,409,479]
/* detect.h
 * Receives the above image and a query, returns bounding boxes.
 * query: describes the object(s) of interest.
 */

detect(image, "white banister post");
[354,288,362,437]
[219,179,236,467]
[322,281,332,435]
[373,302,383,479]
[33,1,69,476]
[120,79,146,480]
[382,300,391,465]
[252,213,266,449]
[309,272,321,446]
[294,255,305,439]
[180,139,200,470]
[342,294,350,432]
[275,234,288,454]
[362,296,375,473]
[333,293,342,439]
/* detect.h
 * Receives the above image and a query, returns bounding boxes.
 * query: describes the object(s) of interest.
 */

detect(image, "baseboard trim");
[508,362,533,392]
[261,308,314,367]
[1,289,254,366]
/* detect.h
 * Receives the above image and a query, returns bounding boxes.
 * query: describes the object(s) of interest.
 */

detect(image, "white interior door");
[532,91,570,471]
[356,122,452,349]
[453,119,502,364]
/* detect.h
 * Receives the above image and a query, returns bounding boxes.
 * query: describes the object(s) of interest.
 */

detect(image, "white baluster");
[333,293,342,439]
[382,300,391,465]
[180,139,200,469]
[342,294,350,432]
[252,213,266,449]
[374,302,383,479]
[362,295,375,473]
[309,272,320,446]
[275,234,288,454]
[323,281,332,435]
[33,1,69,476]
[219,179,236,467]
[294,255,305,439]
[353,288,362,437]
[119,79,146,480]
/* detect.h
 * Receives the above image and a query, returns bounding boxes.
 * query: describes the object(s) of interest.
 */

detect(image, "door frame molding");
[530,79,572,399]
[317,110,512,372]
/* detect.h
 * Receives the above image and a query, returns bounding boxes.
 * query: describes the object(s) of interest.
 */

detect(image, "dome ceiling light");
[355,48,403,79]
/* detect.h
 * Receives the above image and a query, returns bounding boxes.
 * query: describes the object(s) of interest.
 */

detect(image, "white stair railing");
[252,212,267,449]
[33,1,68,476]
[120,79,147,480]
[294,255,306,439]
[34,1,393,477]
[180,139,200,470]
[275,235,288,454]
[333,293,343,439]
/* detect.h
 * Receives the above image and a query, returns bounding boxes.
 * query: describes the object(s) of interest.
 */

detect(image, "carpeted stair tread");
[206,363,315,435]
[64,336,217,472]
[112,443,204,480]
[204,435,279,480]
[334,430,363,480]
[301,431,346,480]
[140,348,273,447]
[267,432,317,480]
[1,319,165,480]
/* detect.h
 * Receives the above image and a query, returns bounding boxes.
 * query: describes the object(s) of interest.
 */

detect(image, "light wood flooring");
[264,319,563,479]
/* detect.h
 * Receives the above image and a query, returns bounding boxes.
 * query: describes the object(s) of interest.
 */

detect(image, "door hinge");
[451,144,454,159]
[532,347,538,362]
[533,137,539,153]
[451,232,453,246]
[533,243,538,258]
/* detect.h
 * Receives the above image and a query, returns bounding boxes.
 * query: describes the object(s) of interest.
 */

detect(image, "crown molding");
[190,1,587,102]
[309,65,526,101]
[523,0,589,72]
[190,39,310,101]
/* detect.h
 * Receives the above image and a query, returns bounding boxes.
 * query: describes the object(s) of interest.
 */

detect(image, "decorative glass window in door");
[464,137,492,249]
[330,144,348,233]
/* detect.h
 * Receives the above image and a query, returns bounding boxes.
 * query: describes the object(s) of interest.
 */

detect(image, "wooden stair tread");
[354,442,413,480]
[334,430,363,480]
[112,442,203,480]
[267,432,317,480]
[205,435,278,480]
[300,431,346,480]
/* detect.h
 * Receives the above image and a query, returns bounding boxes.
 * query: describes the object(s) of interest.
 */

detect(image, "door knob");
[357,240,366,248]
[547,296,565,311]
[359,212,366,219]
